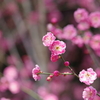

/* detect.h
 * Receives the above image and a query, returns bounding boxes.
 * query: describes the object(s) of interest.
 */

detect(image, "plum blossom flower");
[49,40,66,55]
[63,24,77,40]
[77,20,90,31]
[83,31,92,45]
[8,81,20,94]
[42,32,56,46]
[3,65,18,82]
[82,86,97,100]
[79,68,97,85]
[74,8,89,23]
[72,35,84,47]
[90,34,100,51]
[32,65,41,81]
[1,97,10,100]
[89,12,100,28]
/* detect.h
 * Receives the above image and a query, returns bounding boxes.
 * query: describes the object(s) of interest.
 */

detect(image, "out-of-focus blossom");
[47,24,63,39]
[90,34,100,51]
[52,28,63,39]
[32,65,41,81]
[63,24,77,40]
[44,94,58,100]
[72,35,84,47]
[3,65,18,82]
[82,86,97,100]
[83,31,92,44]
[77,20,90,30]
[74,8,89,23]
[47,23,56,32]
[3,2,18,15]
[89,12,100,28]
[49,40,66,55]
[42,32,56,47]
[79,68,97,85]
[94,93,100,100]
[8,81,20,94]
[48,10,62,23]
[1,97,10,100]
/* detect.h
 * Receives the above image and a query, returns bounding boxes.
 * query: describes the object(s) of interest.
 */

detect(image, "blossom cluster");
[47,8,100,56]
[42,32,66,62]
[32,64,98,100]
[32,8,100,98]
[1,0,100,100]
[32,30,99,100]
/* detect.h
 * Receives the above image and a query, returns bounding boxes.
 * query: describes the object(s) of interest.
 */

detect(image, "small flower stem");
[41,72,73,76]
[40,72,73,75]
[67,66,79,78]
[61,72,73,75]
[61,55,79,78]
[41,72,53,75]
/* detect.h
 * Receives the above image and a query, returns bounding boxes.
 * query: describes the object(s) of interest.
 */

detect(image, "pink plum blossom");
[44,94,58,100]
[3,65,18,81]
[79,68,97,85]
[89,12,100,28]
[32,65,41,81]
[90,34,100,51]
[74,8,89,23]
[72,35,84,47]
[82,86,97,100]
[8,81,20,94]
[1,97,10,100]
[49,40,66,55]
[47,24,63,39]
[48,10,62,23]
[83,31,92,44]
[42,32,56,46]
[63,24,77,40]
[47,23,56,32]
[77,20,90,31]
[52,28,63,38]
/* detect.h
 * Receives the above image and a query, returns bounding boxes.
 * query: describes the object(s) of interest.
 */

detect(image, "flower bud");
[53,71,60,76]
[64,61,69,66]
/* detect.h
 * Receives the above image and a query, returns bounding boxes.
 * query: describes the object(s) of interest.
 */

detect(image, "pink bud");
[46,77,51,81]
[50,55,60,62]
[64,61,70,66]
[53,71,60,76]
[49,74,53,78]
